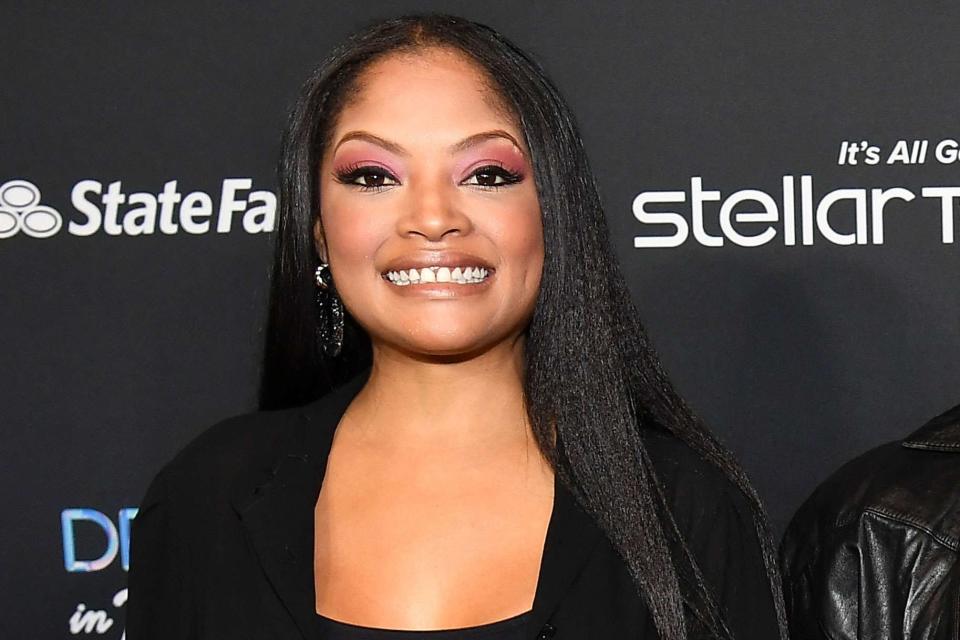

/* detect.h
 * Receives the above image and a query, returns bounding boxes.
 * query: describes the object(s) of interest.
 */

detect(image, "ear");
[312,215,328,262]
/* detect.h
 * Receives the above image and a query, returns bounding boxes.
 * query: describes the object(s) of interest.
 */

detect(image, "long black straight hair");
[260,13,788,640]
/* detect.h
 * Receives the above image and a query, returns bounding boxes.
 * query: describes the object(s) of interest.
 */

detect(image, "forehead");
[331,48,520,143]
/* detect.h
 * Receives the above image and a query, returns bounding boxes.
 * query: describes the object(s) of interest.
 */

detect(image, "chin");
[393,332,504,361]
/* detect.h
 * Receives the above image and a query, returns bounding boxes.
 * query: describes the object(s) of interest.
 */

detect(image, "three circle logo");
[0,180,62,238]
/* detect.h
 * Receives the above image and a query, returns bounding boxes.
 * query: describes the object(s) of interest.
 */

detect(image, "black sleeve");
[649,433,783,640]
[127,467,195,640]
[681,481,782,640]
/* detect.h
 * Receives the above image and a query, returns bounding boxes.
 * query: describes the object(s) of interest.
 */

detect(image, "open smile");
[383,265,491,286]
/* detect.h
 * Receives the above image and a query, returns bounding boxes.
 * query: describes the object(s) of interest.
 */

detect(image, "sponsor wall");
[3,2,958,637]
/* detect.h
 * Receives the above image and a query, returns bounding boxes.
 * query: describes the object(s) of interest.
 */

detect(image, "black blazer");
[128,370,780,639]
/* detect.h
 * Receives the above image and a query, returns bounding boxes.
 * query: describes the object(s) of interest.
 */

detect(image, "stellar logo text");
[633,175,960,248]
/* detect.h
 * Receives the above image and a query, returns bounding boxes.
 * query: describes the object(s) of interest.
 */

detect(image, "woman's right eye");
[334,166,399,192]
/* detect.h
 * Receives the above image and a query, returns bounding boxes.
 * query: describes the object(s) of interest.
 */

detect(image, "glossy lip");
[378,251,496,297]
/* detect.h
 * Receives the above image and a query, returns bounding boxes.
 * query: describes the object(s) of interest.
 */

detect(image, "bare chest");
[313,455,554,629]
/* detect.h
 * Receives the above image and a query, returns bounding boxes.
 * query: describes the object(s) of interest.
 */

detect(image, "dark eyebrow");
[333,131,408,156]
[332,129,526,157]
[448,130,525,156]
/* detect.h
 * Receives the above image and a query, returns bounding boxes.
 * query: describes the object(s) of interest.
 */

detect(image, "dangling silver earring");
[314,262,344,357]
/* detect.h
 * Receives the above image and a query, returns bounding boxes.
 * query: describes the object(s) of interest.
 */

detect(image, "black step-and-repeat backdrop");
[3,2,959,637]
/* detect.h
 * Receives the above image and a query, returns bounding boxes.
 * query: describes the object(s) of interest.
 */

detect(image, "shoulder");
[779,406,960,638]
[137,405,304,514]
[785,429,960,554]
[137,369,369,513]
[642,428,756,530]
[782,405,960,576]
[784,440,904,540]
[167,406,301,479]
[127,400,324,635]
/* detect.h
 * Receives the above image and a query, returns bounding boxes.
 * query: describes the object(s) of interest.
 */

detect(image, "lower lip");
[381,272,495,297]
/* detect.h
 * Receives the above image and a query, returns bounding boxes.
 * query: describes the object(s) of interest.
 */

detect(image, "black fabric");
[127,368,780,639]
[780,404,960,640]
[314,609,530,639]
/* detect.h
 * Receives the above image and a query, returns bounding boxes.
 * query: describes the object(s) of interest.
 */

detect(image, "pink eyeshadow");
[454,141,529,178]
[332,146,403,178]
[332,137,529,179]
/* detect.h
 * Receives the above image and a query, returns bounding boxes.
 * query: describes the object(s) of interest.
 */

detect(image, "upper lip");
[380,251,496,275]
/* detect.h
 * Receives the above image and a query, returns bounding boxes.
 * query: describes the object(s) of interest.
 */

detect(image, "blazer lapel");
[526,476,605,636]
[230,371,369,638]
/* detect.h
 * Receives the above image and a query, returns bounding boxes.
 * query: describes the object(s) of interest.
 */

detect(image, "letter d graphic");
[61,509,119,572]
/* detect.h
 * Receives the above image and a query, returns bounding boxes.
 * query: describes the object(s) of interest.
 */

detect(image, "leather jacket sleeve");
[782,509,959,639]
[780,439,960,640]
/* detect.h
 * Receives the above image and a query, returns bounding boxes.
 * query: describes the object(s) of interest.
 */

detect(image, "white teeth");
[384,266,491,286]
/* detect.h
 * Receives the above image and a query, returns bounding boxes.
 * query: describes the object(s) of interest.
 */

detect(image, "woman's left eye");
[462,165,523,189]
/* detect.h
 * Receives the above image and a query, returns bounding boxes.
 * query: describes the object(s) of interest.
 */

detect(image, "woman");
[128,13,786,640]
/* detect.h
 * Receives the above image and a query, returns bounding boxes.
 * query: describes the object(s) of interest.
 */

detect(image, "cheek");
[319,192,389,277]
[487,194,544,277]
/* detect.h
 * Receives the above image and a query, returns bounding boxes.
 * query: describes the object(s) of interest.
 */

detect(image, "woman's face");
[316,48,544,358]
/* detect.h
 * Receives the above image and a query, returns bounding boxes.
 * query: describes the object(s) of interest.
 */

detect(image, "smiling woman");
[127,14,787,640]
[317,49,543,360]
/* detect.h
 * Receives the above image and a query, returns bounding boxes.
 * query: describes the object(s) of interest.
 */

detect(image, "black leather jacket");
[780,404,960,639]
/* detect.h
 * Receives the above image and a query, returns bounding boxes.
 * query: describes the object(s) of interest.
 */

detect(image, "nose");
[397,173,472,241]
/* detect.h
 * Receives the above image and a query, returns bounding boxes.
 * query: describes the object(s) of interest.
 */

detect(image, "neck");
[341,336,532,453]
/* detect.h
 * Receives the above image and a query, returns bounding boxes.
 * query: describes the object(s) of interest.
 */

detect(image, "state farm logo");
[0,180,62,238]
[0,178,276,238]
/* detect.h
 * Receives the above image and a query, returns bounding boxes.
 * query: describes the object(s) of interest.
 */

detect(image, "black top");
[314,609,531,640]
[128,368,781,639]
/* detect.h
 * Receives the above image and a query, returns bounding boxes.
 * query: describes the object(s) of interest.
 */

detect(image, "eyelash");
[333,163,524,193]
